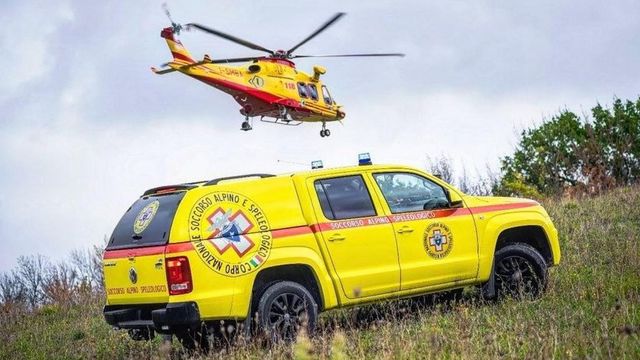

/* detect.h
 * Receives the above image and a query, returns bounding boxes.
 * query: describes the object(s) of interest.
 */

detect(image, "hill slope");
[1,187,639,359]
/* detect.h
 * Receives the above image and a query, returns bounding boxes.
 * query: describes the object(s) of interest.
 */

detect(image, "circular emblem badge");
[423,222,454,259]
[188,192,272,277]
[133,200,159,234]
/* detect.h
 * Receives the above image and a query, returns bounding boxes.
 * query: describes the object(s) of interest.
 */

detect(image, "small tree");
[0,271,26,305]
[16,255,50,309]
[43,263,78,306]
[71,246,104,291]
[590,98,640,185]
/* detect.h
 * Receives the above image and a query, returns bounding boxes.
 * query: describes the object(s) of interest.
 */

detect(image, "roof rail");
[142,184,199,196]
[205,173,275,186]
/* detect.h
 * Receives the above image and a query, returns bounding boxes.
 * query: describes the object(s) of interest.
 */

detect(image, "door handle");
[328,234,346,242]
[397,226,414,234]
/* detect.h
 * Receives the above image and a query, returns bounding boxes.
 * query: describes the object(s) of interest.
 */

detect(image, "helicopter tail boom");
[161,27,195,64]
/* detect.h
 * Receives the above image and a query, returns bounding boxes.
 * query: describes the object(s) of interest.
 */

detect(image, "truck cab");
[103,161,560,348]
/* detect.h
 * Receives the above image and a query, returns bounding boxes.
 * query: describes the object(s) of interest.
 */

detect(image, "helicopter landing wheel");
[241,117,252,131]
[320,123,330,137]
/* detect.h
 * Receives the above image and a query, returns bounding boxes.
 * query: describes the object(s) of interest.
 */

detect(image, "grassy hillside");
[1,187,639,359]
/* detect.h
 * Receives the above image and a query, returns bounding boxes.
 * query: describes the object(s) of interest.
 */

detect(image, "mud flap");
[481,261,497,300]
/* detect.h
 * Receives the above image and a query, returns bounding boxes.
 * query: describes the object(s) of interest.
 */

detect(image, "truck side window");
[314,175,376,220]
[297,82,308,98]
[373,172,448,213]
[307,84,318,101]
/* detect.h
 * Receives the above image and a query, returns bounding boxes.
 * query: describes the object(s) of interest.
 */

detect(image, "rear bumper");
[103,302,200,332]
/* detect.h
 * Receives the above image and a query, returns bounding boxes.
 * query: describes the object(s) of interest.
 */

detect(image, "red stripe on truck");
[468,202,538,214]
[166,242,195,253]
[272,226,313,238]
[103,245,165,259]
[103,202,538,259]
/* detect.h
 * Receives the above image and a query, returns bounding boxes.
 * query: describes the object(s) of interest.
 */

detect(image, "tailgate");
[103,192,185,305]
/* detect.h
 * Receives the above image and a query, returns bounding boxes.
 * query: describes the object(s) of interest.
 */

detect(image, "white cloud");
[0,2,74,99]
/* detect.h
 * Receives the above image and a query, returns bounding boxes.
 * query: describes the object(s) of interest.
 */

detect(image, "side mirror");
[423,197,450,210]
[445,188,464,208]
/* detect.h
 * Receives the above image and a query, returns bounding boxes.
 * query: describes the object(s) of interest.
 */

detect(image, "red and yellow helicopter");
[152,7,404,137]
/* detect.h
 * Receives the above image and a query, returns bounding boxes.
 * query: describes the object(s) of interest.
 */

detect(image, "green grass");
[1,187,639,359]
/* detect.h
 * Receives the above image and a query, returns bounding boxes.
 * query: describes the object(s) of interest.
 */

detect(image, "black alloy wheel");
[257,281,318,343]
[268,293,305,341]
[494,243,548,299]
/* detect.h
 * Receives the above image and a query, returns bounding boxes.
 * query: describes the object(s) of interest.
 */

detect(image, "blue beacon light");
[358,153,372,166]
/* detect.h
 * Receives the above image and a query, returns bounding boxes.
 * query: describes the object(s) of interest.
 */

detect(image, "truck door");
[103,192,186,305]
[309,174,400,299]
[370,172,479,290]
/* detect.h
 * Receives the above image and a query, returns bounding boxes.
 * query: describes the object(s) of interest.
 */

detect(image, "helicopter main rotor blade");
[286,12,346,56]
[187,23,274,55]
[292,53,406,58]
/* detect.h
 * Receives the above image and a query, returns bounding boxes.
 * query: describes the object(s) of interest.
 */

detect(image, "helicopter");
[152,6,404,137]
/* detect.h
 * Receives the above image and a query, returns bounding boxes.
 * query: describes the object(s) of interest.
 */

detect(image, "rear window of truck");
[107,192,186,250]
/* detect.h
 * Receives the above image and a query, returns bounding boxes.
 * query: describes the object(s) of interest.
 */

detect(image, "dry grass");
[1,187,639,359]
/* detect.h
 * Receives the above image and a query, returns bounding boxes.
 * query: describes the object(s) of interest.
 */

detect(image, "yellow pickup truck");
[103,160,560,349]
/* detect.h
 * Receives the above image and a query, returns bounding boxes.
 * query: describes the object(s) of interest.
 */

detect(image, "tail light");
[166,256,193,295]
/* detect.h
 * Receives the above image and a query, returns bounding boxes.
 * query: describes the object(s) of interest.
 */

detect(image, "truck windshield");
[107,192,186,250]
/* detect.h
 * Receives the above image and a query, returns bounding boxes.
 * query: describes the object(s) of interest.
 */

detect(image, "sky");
[1,0,639,271]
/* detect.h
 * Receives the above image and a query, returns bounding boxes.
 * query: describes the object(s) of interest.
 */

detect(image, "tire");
[257,281,318,343]
[493,243,549,299]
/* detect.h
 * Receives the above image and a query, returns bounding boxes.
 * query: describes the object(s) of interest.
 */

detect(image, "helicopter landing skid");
[259,116,303,126]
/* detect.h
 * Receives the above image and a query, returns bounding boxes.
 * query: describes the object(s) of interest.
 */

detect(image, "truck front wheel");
[494,243,549,299]
[257,281,318,342]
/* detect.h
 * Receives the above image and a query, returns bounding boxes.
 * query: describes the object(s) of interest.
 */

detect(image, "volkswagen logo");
[129,267,138,284]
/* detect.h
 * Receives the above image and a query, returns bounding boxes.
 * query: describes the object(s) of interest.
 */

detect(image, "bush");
[497,97,640,197]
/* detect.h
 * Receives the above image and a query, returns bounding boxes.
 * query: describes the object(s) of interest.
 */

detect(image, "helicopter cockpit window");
[308,84,319,101]
[321,85,333,105]
[297,82,308,98]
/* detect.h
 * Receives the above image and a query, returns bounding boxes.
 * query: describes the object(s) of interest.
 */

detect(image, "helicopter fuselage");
[157,28,345,123]
[182,59,344,122]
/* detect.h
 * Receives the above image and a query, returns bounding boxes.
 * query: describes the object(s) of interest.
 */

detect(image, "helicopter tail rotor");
[162,3,185,35]
[159,3,195,63]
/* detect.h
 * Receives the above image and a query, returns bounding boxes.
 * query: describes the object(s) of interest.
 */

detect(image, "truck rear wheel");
[494,243,548,299]
[257,281,318,343]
